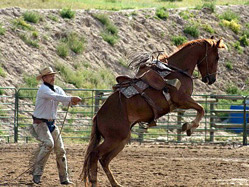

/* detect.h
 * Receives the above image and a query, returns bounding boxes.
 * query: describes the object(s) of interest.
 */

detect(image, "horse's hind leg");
[88,139,120,187]
[100,136,130,187]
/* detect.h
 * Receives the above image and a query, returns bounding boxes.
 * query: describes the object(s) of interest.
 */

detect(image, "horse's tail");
[80,116,101,186]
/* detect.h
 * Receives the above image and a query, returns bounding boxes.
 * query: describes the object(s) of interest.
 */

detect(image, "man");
[30,66,82,185]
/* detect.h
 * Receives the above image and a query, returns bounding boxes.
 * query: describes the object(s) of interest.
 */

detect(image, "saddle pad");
[120,81,148,98]
[158,70,171,78]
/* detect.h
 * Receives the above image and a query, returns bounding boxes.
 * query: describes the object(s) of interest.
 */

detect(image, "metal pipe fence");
[0,87,248,145]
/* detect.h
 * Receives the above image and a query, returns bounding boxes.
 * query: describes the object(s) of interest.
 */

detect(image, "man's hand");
[71,96,82,105]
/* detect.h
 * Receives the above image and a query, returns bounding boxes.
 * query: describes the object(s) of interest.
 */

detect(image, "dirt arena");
[0,143,249,187]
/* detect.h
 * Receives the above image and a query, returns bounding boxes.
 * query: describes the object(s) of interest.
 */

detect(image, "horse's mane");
[159,38,216,62]
[128,38,216,68]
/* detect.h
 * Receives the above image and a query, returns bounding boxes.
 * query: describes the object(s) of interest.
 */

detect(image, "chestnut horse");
[81,38,226,187]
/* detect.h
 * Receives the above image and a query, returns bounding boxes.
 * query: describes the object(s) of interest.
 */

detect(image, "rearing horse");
[81,38,226,187]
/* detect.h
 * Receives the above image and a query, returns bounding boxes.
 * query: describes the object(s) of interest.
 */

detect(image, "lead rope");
[12,102,71,182]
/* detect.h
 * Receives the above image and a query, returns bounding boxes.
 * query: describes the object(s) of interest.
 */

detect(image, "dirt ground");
[0,143,249,187]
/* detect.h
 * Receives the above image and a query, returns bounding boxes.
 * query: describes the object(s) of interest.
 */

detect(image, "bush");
[0,24,6,35]
[67,32,85,54]
[60,8,75,19]
[101,31,118,46]
[225,61,233,70]
[23,74,38,87]
[0,65,6,77]
[155,7,169,20]
[92,14,110,25]
[171,35,187,46]
[220,19,241,34]
[233,41,243,54]
[202,24,215,33]
[93,14,119,46]
[202,2,216,13]
[12,18,34,31]
[56,43,69,58]
[218,9,239,21]
[239,35,249,46]
[184,25,200,37]
[19,33,39,48]
[23,11,41,23]
[226,85,239,94]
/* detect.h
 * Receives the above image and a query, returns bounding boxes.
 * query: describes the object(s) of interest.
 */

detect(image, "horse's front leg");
[177,96,204,136]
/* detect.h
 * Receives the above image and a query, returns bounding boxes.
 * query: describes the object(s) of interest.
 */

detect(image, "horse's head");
[197,38,226,85]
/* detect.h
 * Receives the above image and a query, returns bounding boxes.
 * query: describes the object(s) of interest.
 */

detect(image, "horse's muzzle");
[202,75,216,85]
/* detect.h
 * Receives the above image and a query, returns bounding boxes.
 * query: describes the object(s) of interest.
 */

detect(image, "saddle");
[113,68,171,128]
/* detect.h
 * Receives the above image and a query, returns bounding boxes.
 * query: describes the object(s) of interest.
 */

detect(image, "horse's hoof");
[186,129,192,136]
[182,122,189,131]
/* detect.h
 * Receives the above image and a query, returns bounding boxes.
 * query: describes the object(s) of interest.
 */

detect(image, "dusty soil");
[1,143,249,187]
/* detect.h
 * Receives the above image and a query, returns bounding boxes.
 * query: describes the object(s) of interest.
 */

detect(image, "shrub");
[19,33,39,48]
[0,24,6,35]
[155,7,169,20]
[239,35,249,46]
[12,18,34,31]
[218,9,239,21]
[23,74,38,87]
[55,63,115,89]
[56,43,69,58]
[106,23,118,35]
[179,10,194,20]
[60,8,75,19]
[220,19,241,34]
[225,61,233,70]
[202,24,215,34]
[184,25,200,37]
[23,11,41,23]
[226,85,239,94]
[101,31,118,46]
[202,2,216,13]
[233,41,243,54]
[67,32,85,54]
[92,14,110,25]
[48,14,58,22]
[171,35,187,46]
[93,14,119,46]
[0,65,6,77]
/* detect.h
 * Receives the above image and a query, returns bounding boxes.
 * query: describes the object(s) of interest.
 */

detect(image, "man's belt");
[32,115,54,124]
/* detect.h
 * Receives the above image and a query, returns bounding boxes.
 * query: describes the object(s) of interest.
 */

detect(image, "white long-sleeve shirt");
[33,83,71,120]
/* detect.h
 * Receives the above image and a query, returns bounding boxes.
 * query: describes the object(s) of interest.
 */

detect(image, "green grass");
[0,64,6,77]
[93,13,119,45]
[218,9,239,21]
[60,8,75,19]
[0,0,247,10]
[171,35,187,46]
[155,7,169,20]
[55,62,116,89]
[56,32,85,57]
[23,11,41,23]
[184,24,200,38]
[0,24,6,35]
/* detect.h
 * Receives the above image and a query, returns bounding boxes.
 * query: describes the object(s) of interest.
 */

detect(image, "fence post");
[209,101,215,142]
[243,96,248,145]
[14,89,19,143]
[94,90,101,115]
[177,111,183,142]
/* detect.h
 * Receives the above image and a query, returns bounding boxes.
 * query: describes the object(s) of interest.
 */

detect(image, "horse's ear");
[217,39,227,49]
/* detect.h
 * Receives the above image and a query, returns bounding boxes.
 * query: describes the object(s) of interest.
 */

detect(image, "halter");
[196,42,211,80]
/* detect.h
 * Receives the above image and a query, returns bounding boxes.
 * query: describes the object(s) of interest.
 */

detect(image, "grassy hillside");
[0,0,248,10]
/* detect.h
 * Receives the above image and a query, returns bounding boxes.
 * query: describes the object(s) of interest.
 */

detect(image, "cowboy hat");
[36,67,57,81]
